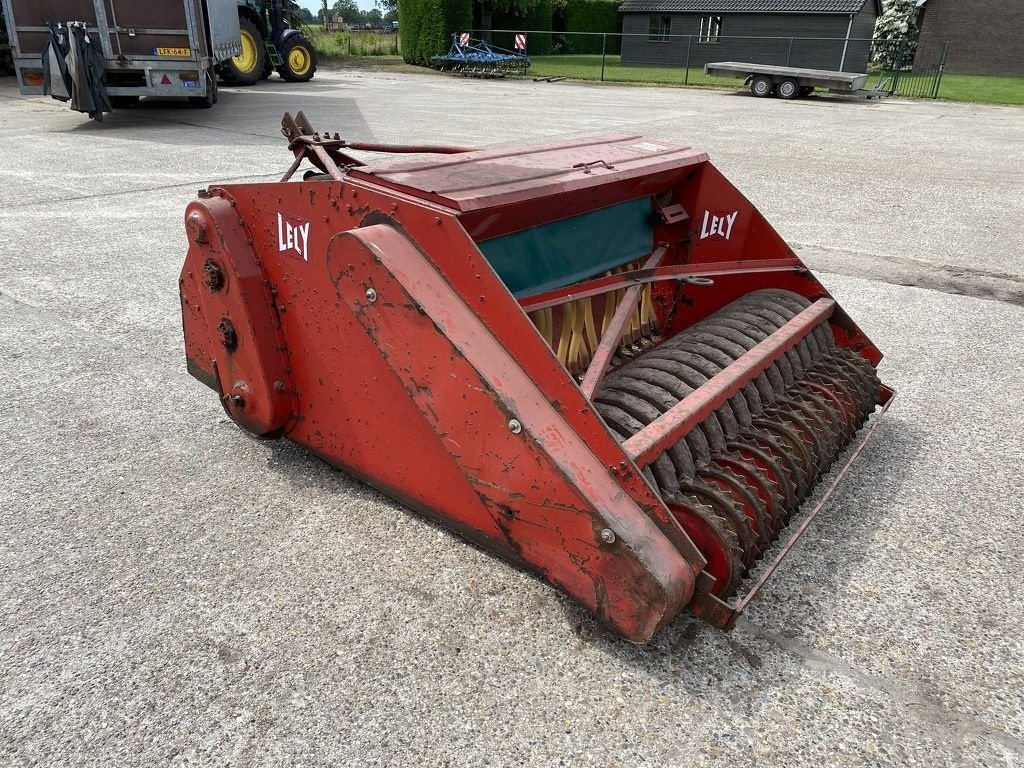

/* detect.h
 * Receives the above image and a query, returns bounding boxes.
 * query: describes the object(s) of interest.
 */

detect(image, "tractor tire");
[277,35,317,82]
[221,17,265,86]
[751,75,774,98]
[777,78,800,100]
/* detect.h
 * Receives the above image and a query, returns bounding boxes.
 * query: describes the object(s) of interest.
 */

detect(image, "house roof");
[619,0,875,14]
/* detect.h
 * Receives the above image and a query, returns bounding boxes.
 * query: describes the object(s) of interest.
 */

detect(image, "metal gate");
[890,40,949,99]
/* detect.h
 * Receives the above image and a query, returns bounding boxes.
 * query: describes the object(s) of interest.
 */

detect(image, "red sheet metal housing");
[179,132,885,642]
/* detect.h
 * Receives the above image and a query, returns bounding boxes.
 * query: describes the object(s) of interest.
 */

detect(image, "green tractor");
[220,0,317,85]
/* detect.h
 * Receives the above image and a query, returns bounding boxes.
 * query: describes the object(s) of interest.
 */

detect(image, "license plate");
[153,47,191,57]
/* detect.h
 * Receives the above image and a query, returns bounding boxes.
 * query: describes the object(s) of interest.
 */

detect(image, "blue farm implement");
[433,34,529,77]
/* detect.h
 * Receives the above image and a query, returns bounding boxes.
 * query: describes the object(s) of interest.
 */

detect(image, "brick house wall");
[915,0,1024,75]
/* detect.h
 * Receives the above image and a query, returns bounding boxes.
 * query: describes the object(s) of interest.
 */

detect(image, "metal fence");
[470,30,943,97]
[889,40,949,99]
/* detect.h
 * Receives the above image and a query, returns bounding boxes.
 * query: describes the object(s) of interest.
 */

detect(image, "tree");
[367,7,383,24]
[872,0,921,69]
[331,0,363,24]
[476,0,545,40]
[401,0,472,63]
[375,0,398,26]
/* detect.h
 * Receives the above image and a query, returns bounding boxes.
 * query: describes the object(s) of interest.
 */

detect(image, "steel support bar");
[578,246,668,400]
[345,141,477,155]
[308,143,347,180]
[520,258,802,312]
[281,153,304,182]
[623,298,836,468]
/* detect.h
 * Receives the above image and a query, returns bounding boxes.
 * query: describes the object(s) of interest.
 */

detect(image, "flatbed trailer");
[1,0,240,108]
[704,61,884,100]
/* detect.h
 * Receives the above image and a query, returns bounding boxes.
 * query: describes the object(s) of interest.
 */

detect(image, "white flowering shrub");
[871,0,921,69]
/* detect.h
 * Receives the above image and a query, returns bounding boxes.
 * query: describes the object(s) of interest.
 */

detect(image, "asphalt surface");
[1,68,1022,767]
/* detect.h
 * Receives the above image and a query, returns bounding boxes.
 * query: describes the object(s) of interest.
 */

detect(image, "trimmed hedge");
[491,0,554,55]
[559,0,621,54]
[401,0,473,64]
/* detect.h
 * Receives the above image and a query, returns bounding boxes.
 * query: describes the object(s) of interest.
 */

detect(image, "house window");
[698,15,722,44]
[649,15,671,42]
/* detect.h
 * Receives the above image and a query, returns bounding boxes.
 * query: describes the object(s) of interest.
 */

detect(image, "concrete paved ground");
[0,69,1022,767]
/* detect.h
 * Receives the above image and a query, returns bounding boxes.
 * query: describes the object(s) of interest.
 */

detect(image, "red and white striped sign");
[459,32,470,45]
[514,33,527,50]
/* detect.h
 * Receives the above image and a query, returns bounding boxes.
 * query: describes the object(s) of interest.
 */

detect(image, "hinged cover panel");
[349,135,707,212]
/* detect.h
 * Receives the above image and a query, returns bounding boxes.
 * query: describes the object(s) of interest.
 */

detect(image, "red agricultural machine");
[179,113,893,642]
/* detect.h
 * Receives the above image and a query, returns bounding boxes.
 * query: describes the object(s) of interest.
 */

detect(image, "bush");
[492,0,554,55]
[401,0,473,64]
[561,0,621,54]
[871,0,920,68]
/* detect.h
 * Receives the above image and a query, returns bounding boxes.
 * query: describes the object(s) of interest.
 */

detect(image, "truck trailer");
[1,0,241,112]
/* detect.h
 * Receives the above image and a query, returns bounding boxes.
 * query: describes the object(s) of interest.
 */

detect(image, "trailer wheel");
[277,35,317,82]
[110,96,140,108]
[799,86,815,97]
[751,75,774,98]
[221,17,265,86]
[777,78,800,100]
[188,70,218,108]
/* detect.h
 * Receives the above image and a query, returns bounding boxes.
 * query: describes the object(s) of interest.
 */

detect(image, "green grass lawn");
[528,54,740,88]
[300,42,1022,106]
[936,74,1024,106]
[528,54,1023,105]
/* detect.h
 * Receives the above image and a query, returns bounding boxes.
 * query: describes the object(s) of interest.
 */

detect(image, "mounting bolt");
[365,287,377,302]
[508,418,522,434]
[201,259,223,291]
[216,318,238,351]
[600,528,616,544]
